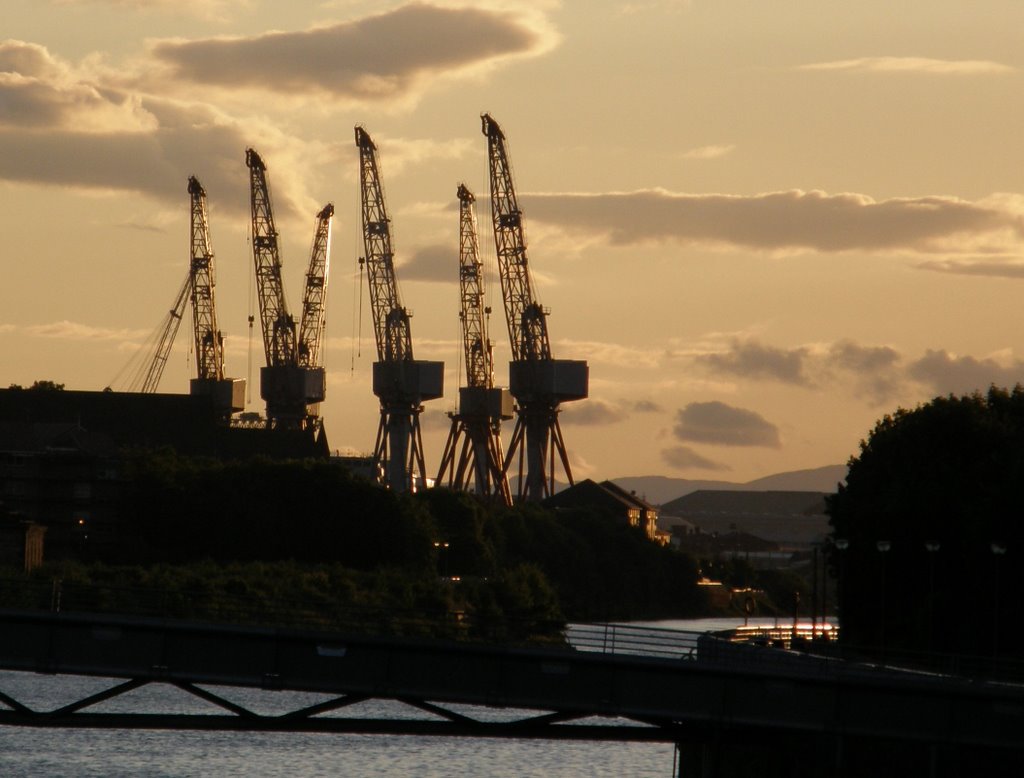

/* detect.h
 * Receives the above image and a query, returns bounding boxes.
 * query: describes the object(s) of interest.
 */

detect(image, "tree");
[827,386,1024,658]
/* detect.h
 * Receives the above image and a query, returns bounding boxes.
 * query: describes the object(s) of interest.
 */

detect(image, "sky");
[5,0,1024,484]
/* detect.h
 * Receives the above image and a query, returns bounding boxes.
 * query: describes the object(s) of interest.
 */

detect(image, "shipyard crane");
[298,204,334,371]
[436,184,512,504]
[355,126,443,492]
[245,148,330,431]
[131,272,189,394]
[187,176,245,414]
[481,114,589,501]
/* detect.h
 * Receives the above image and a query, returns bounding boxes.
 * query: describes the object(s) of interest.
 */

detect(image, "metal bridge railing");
[566,622,703,659]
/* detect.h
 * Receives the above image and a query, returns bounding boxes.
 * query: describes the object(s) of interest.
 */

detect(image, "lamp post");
[924,541,940,654]
[834,538,849,631]
[876,540,891,658]
[433,541,450,580]
[991,542,1006,657]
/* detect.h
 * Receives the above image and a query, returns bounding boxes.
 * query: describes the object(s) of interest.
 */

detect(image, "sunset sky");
[5,0,1024,484]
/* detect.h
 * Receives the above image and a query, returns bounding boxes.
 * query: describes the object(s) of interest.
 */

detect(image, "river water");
[0,618,784,777]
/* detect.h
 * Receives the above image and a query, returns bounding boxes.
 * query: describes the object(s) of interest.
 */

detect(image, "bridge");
[0,608,1021,776]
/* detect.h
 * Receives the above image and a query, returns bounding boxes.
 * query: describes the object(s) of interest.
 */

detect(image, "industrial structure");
[481,114,588,501]
[355,126,443,492]
[126,176,244,415]
[245,148,332,434]
[134,274,189,395]
[186,176,245,416]
[435,184,513,504]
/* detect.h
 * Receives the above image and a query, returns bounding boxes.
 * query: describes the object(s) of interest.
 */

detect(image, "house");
[543,479,661,541]
[0,519,46,571]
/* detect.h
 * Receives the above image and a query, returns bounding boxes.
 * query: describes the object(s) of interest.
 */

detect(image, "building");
[543,479,661,541]
[661,490,830,566]
[0,421,121,560]
[0,387,330,559]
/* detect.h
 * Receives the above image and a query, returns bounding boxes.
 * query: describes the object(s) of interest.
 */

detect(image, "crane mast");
[137,273,190,394]
[356,128,413,364]
[245,148,328,431]
[356,126,443,492]
[186,176,244,414]
[436,184,512,504]
[246,148,296,368]
[188,176,225,382]
[481,114,588,502]
[298,203,333,370]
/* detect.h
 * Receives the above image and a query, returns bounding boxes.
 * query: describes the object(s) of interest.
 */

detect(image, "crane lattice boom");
[298,203,334,369]
[355,125,443,492]
[188,176,225,382]
[355,127,413,364]
[481,114,588,502]
[246,148,296,369]
[457,184,494,390]
[481,113,551,364]
[138,273,190,394]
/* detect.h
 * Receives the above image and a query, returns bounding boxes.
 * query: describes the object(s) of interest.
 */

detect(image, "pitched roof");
[598,480,658,512]
[543,478,640,514]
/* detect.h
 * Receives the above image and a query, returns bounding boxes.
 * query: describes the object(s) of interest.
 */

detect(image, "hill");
[609,464,847,506]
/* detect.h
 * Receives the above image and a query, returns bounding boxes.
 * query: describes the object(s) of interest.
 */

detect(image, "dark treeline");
[64,449,706,625]
[829,386,1024,660]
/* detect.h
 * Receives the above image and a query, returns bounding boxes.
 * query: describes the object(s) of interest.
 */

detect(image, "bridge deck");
[0,608,1021,752]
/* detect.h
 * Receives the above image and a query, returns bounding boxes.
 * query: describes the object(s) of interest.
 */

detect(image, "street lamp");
[877,540,891,658]
[991,542,1007,657]
[433,541,450,580]
[924,541,940,653]
[833,538,849,629]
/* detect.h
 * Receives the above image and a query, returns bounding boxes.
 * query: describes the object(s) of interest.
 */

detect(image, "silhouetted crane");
[245,148,332,432]
[355,126,443,492]
[481,114,588,501]
[186,175,245,415]
[436,184,512,504]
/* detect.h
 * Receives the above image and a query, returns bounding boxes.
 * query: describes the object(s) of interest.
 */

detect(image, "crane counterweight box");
[373,361,444,403]
[190,378,246,414]
[459,386,513,419]
[260,366,326,405]
[509,360,589,403]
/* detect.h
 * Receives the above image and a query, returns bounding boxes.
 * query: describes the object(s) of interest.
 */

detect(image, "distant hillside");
[609,464,847,506]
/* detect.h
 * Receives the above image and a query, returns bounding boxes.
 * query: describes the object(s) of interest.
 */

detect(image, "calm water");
[0,618,763,777]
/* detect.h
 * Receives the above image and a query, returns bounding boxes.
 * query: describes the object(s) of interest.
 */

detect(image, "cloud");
[53,0,247,17]
[672,401,781,448]
[696,339,808,385]
[0,41,155,133]
[25,320,149,342]
[359,136,475,177]
[149,3,556,105]
[524,189,1024,255]
[800,57,1015,76]
[908,349,1024,395]
[660,445,730,472]
[825,339,904,403]
[418,407,453,432]
[400,244,457,283]
[826,340,901,373]
[632,399,663,413]
[0,41,316,220]
[561,399,628,426]
[679,144,734,160]
[918,259,1024,280]
[557,339,662,369]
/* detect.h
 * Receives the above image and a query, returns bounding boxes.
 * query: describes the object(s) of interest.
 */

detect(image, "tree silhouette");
[828,386,1024,658]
